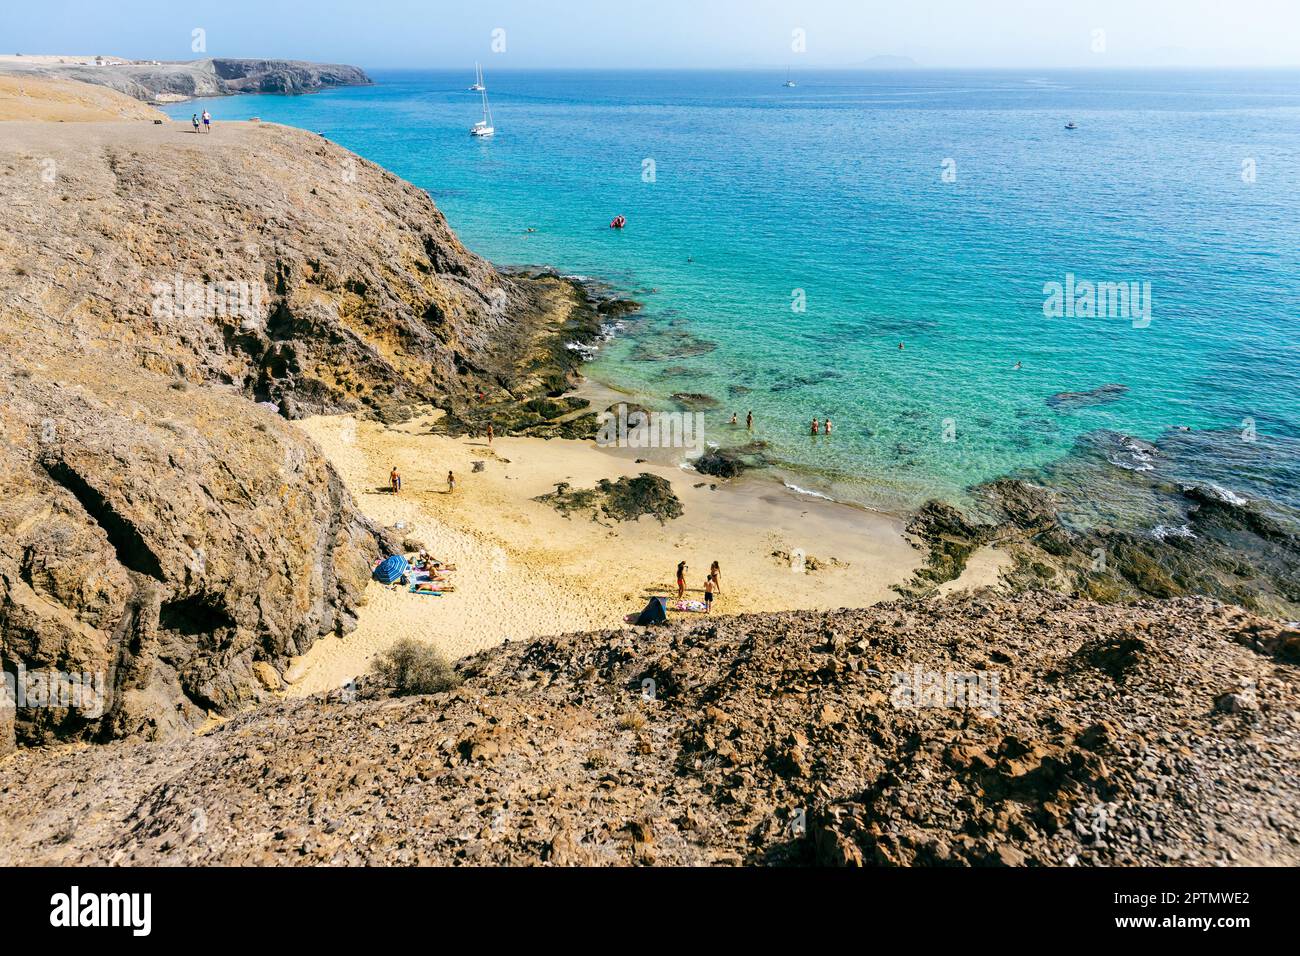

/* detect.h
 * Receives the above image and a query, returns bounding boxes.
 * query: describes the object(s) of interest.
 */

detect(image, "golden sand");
[0,74,166,122]
[283,408,1007,695]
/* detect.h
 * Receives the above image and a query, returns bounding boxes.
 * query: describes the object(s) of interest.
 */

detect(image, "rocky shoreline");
[897,429,1300,622]
[0,57,371,104]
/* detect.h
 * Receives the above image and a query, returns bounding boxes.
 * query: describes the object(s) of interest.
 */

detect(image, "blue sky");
[7,0,1300,69]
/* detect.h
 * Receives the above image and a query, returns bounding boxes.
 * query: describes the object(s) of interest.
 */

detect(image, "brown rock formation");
[0,115,602,749]
[0,593,1295,866]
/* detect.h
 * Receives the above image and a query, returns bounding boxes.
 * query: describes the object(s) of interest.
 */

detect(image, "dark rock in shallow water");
[595,298,641,318]
[695,450,746,479]
[1047,383,1129,410]
[671,392,720,411]
[693,441,773,479]
[898,428,1300,619]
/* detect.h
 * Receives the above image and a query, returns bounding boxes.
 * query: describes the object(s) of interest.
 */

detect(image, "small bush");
[370,638,461,696]
[616,712,646,732]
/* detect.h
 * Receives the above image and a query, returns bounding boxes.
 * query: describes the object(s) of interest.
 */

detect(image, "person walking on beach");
[390,467,401,494]
[676,561,687,600]
[447,470,456,493]
[191,113,200,133]
[201,109,211,133]
[703,572,716,612]
[709,561,722,594]
[746,410,753,431]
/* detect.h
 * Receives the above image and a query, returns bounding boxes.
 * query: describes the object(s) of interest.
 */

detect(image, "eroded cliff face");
[0,58,371,104]
[0,117,594,749]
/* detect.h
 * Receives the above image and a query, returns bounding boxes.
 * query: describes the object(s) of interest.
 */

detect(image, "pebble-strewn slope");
[1,593,1295,866]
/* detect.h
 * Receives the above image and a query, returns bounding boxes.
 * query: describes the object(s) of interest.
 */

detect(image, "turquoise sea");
[167,69,1300,520]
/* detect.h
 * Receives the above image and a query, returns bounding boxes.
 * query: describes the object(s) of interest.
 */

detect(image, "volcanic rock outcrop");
[0,58,371,104]
[0,113,603,749]
[0,592,1295,866]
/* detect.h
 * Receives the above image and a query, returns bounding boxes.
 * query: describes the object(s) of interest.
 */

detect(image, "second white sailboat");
[471,86,495,137]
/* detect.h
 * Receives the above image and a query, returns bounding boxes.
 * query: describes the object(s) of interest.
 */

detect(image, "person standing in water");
[729,412,738,426]
[709,561,722,594]
[676,561,688,600]
[746,410,753,431]
[824,418,833,435]
[810,417,820,436]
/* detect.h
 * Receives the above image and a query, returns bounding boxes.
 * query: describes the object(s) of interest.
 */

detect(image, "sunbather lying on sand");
[411,581,455,593]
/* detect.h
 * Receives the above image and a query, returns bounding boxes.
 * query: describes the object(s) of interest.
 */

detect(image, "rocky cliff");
[0,58,371,104]
[1,592,1295,866]
[0,114,602,750]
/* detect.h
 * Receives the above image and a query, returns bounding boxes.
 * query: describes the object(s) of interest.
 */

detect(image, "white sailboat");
[471,87,495,137]
[783,67,796,88]
[468,62,485,92]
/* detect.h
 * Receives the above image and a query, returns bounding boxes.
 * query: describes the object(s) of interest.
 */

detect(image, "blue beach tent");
[373,554,409,584]
[635,596,669,626]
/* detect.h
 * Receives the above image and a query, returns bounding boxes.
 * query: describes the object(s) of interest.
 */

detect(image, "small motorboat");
[1065,120,1078,130]
[609,215,626,229]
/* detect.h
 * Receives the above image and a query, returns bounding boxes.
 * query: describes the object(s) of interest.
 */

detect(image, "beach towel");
[408,586,443,597]
[671,600,708,613]
[373,554,409,584]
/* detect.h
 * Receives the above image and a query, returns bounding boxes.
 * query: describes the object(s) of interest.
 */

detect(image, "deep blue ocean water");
[167,69,1300,518]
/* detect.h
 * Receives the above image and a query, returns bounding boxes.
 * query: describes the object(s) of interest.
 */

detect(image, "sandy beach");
[286,407,961,694]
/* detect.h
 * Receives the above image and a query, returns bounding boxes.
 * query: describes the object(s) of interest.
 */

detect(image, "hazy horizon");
[6,0,1300,70]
